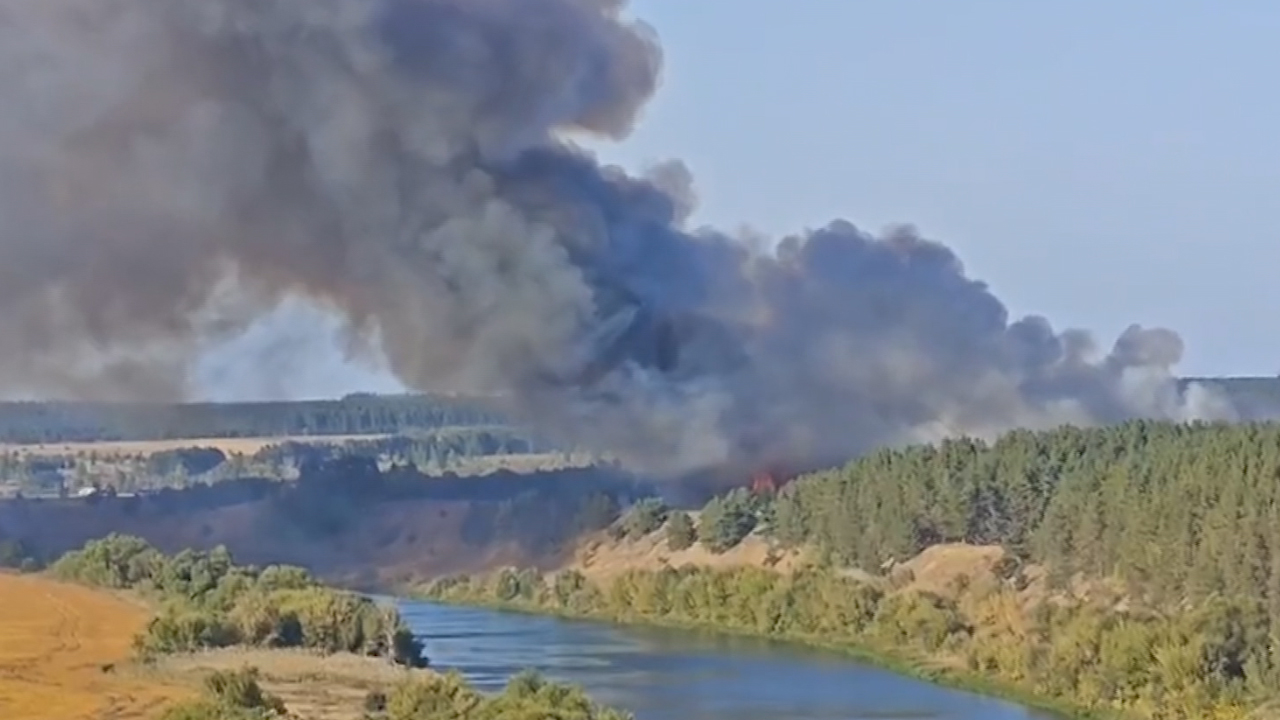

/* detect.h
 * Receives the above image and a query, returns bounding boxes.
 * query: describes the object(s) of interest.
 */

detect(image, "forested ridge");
[0,393,505,443]
[429,419,1280,720]
[0,376,1271,445]
[770,419,1280,603]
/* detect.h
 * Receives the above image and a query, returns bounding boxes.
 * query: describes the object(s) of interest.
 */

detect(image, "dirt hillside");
[565,518,809,583]
[1,493,566,590]
[564,522,1042,608]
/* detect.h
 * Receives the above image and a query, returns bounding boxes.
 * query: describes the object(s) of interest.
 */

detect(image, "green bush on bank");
[158,667,287,720]
[664,510,696,551]
[0,537,42,573]
[52,533,426,667]
[611,497,668,541]
[697,488,759,553]
[374,668,632,720]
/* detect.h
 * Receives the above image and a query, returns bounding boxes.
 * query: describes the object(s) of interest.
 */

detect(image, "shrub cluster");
[158,667,287,720]
[159,666,633,720]
[370,668,632,720]
[0,536,41,572]
[51,533,426,667]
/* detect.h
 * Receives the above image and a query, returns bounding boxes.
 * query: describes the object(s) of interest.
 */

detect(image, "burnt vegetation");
[0,453,645,572]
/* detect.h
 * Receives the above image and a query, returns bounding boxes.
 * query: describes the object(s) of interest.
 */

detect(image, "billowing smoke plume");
[0,0,1241,477]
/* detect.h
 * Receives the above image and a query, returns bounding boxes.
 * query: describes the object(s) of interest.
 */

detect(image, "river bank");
[397,596,1059,720]
[0,569,435,720]
[18,534,640,720]
[408,578,1130,720]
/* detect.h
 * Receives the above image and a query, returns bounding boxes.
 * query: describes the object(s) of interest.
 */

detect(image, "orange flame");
[750,469,778,495]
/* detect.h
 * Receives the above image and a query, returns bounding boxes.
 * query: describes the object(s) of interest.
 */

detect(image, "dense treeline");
[0,379,1268,444]
[248,426,571,475]
[0,393,504,443]
[162,665,632,720]
[52,533,426,667]
[766,420,1280,717]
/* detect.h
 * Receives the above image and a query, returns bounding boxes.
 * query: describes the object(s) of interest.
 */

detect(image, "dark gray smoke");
[0,0,1240,477]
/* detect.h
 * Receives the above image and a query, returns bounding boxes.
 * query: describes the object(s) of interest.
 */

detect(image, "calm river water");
[397,599,1059,720]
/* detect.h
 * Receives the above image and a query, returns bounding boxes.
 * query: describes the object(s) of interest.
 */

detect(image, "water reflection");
[395,600,1059,720]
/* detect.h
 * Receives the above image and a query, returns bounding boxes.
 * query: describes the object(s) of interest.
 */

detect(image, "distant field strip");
[0,434,392,457]
[0,573,187,719]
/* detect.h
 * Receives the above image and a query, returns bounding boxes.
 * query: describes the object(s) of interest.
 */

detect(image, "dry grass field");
[0,434,389,458]
[569,522,808,584]
[0,572,189,720]
[158,648,432,720]
[0,573,433,720]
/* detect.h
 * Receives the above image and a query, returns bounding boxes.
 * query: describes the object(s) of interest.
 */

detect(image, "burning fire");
[750,468,783,495]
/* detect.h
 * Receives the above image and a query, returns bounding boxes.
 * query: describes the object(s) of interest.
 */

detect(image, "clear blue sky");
[200,1,1280,400]
[593,1,1280,378]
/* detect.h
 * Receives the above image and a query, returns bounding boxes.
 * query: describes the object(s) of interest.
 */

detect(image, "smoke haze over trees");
[0,0,1257,479]
[0,394,500,443]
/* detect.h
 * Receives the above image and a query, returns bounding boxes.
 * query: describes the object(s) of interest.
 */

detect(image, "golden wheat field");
[0,434,389,458]
[0,572,189,720]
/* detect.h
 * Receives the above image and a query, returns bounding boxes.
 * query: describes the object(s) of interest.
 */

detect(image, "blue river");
[397,599,1059,720]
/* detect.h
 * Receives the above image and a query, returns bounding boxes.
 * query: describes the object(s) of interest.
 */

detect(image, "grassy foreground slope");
[0,572,189,719]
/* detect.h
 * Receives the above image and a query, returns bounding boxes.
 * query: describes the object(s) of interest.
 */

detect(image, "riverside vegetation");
[50,533,429,666]
[425,419,1280,720]
[159,665,631,720]
[48,533,633,719]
